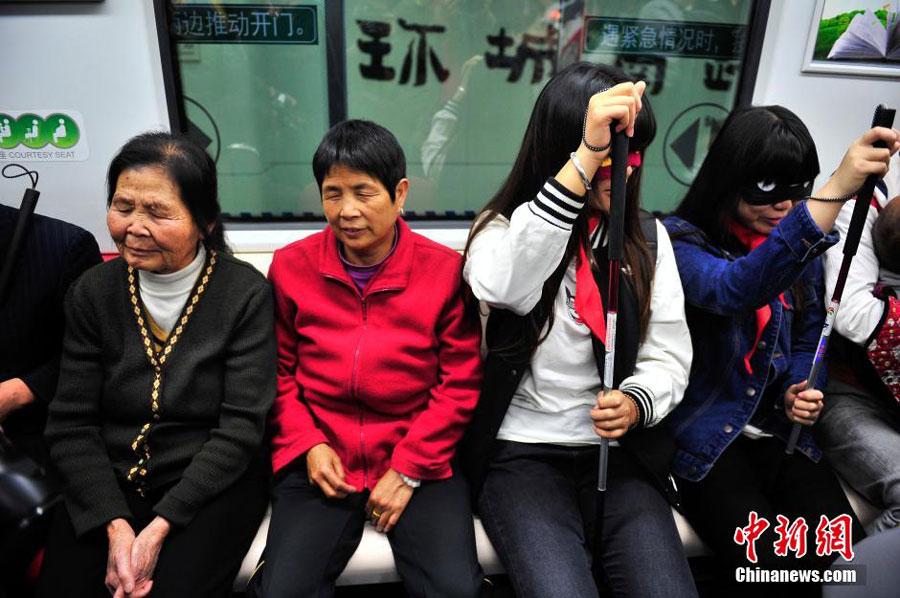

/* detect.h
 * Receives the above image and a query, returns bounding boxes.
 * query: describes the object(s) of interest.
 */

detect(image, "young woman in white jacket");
[459,62,696,598]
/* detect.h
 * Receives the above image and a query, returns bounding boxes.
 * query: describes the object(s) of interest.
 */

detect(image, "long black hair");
[673,105,820,254]
[107,131,229,253]
[463,61,657,358]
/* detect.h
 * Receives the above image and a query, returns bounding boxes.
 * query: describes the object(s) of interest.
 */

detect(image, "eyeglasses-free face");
[321,164,408,266]
[107,166,204,274]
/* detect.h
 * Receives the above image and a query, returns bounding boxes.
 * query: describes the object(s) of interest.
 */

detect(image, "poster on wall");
[802,0,900,78]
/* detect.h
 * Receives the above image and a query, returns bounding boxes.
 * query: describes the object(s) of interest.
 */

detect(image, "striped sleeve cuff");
[527,178,587,230]
[620,383,655,428]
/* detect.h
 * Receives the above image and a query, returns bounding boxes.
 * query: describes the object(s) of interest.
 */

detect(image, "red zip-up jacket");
[267,219,482,490]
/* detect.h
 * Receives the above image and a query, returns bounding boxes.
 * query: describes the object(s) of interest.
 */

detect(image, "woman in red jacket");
[260,119,484,598]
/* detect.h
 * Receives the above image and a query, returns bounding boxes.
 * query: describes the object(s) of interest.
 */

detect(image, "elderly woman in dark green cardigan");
[39,132,275,598]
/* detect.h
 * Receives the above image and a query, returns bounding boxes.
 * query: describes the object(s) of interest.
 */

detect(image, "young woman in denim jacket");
[664,105,899,595]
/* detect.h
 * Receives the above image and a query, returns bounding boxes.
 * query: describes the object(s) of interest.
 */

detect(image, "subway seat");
[231,251,881,590]
[234,514,503,589]
[233,485,877,590]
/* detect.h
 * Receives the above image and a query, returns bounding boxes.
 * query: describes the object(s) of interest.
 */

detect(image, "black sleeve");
[46,277,133,537]
[21,229,102,404]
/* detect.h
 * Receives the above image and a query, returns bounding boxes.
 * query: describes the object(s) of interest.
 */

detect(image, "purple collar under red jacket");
[267,218,483,490]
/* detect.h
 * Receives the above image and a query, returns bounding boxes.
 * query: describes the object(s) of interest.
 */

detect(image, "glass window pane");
[166,0,757,221]
[346,0,561,219]
[580,0,754,212]
[172,1,330,218]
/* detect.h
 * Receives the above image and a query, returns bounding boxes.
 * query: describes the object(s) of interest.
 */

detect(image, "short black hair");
[107,131,228,252]
[312,119,406,201]
[873,197,900,273]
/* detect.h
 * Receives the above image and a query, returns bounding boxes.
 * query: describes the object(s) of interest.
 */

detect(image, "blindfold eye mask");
[738,180,814,206]
[595,151,642,180]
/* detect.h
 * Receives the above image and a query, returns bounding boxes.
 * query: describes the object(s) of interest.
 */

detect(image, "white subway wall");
[0,0,169,252]
[752,1,898,190]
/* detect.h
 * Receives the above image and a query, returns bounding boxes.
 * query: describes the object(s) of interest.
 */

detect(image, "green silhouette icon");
[18,114,49,149]
[47,113,79,149]
[0,113,17,149]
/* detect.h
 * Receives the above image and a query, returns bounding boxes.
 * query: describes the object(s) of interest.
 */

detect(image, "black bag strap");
[638,210,658,262]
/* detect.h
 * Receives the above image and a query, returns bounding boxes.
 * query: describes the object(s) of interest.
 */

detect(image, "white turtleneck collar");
[139,244,207,334]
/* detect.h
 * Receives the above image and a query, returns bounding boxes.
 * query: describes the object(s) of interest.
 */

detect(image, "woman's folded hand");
[126,516,170,598]
[106,518,136,598]
[366,468,414,533]
[306,443,357,499]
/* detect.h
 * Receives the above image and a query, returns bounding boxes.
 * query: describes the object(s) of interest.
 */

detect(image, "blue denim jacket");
[663,204,839,482]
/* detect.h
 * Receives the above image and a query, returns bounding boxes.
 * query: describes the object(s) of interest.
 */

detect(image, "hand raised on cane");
[581,81,647,155]
[563,81,647,195]
[818,127,899,200]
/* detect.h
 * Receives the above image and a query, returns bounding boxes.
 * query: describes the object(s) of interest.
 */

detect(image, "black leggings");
[37,461,269,598]
[679,435,865,598]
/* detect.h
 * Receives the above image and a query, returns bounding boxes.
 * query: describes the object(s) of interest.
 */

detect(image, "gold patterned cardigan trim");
[125,250,217,495]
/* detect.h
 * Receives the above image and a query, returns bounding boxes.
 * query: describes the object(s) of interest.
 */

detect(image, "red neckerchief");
[575,215,607,344]
[728,220,791,375]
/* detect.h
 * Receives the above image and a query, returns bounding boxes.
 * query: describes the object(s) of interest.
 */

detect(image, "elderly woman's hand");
[784,380,823,426]
[126,516,170,598]
[106,518,136,597]
[366,468,414,533]
[307,443,357,499]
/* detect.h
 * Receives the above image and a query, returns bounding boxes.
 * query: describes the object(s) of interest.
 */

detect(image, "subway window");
[161,0,764,221]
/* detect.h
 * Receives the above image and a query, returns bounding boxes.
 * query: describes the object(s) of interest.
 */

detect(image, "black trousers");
[36,459,269,598]
[259,465,483,598]
[680,435,865,598]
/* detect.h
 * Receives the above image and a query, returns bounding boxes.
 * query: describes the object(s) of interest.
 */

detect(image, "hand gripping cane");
[785,104,896,455]
[597,130,629,491]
